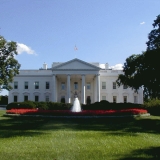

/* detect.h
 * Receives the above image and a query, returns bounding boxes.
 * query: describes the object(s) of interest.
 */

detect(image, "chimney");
[43,62,47,70]
[105,63,109,69]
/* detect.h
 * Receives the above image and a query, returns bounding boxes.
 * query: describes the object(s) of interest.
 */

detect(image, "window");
[14,81,18,89]
[45,96,49,102]
[35,95,39,102]
[123,85,128,89]
[102,96,106,100]
[61,96,65,103]
[123,96,127,103]
[113,82,116,89]
[113,96,117,103]
[102,82,106,89]
[24,82,28,89]
[134,96,138,103]
[74,82,78,90]
[14,95,18,102]
[24,95,28,101]
[35,81,39,89]
[46,82,50,89]
[86,83,91,90]
[61,82,65,90]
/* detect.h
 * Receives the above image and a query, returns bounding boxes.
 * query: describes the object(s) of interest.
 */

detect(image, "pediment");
[52,58,101,70]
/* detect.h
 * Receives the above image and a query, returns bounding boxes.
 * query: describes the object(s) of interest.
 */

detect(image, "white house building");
[8,58,143,104]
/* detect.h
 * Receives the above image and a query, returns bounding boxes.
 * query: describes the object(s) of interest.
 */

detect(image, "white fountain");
[71,92,82,112]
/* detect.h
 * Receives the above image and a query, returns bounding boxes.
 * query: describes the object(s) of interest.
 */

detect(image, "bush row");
[142,99,160,116]
[6,99,160,115]
[82,100,143,110]
[0,96,8,105]
[7,100,144,110]
[6,101,72,110]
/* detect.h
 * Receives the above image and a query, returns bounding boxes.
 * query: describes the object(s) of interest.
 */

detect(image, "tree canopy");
[116,14,160,99]
[146,14,160,50]
[0,35,20,91]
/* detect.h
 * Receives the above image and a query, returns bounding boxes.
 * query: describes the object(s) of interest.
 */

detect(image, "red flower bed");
[6,108,148,116]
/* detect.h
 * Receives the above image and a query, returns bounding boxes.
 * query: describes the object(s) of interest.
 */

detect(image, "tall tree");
[0,35,20,92]
[146,15,160,50]
[116,15,160,99]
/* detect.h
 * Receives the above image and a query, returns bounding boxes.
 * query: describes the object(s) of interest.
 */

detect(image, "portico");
[52,73,100,104]
[51,59,101,104]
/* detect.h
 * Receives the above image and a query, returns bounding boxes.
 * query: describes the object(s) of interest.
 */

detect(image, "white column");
[81,74,86,104]
[67,74,71,103]
[52,74,56,102]
[96,74,100,102]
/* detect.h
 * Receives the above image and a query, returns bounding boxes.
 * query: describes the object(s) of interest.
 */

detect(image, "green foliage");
[0,96,8,105]
[116,15,160,99]
[0,35,21,91]
[82,100,142,110]
[143,99,160,115]
[21,101,37,109]
[6,101,36,110]
[146,14,160,50]
[6,101,72,110]
[47,102,72,110]
[34,102,48,110]
[7,100,143,111]
[6,102,19,110]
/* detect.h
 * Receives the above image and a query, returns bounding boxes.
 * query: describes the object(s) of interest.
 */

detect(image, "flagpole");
[74,45,78,58]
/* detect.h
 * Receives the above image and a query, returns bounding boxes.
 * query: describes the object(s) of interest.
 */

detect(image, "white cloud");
[99,64,105,69]
[109,64,123,70]
[140,22,145,25]
[17,43,37,55]
[99,63,123,70]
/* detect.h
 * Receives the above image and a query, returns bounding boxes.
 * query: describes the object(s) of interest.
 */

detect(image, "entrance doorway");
[86,96,91,105]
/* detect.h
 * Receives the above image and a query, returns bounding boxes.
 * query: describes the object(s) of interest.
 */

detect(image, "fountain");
[71,92,82,112]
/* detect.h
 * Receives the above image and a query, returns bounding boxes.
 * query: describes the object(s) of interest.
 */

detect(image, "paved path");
[0,107,6,110]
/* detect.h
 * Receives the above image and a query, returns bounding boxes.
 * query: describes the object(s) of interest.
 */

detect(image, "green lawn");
[0,110,160,160]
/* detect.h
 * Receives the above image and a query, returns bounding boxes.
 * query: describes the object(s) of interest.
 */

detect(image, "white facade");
[8,58,143,104]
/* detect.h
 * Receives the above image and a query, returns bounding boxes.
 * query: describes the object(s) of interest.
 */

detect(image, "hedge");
[82,100,143,110]
[7,100,145,111]
[6,101,72,110]
[143,99,160,116]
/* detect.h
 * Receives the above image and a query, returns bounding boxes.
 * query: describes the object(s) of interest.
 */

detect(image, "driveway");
[0,107,6,110]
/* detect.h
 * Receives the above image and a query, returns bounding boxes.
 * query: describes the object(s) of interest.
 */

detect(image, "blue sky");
[0,0,160,95]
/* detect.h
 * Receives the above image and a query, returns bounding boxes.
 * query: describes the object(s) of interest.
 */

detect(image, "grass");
[0,110,160,160]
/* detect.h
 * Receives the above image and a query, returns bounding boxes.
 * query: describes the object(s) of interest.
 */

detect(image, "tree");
[146,14,160,50]
[0,35,20,92]
[116,15,160,99]
[0,95,8,105]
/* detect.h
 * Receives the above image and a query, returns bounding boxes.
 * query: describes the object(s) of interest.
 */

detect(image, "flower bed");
[6,108,148,116]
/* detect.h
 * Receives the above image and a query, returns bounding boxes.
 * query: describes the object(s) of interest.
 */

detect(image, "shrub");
[20,101,36,109]
[109,103,143,110]
[63,103,72,110]
[143,99,160,115]
[82,101,143,110]
[61,97,65,103]
[82,101,108,110]
[6,102,19,110]
[36,102,48,110]
[47,102,72,110]
[0,96,8,105]
[6,101,36,110]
